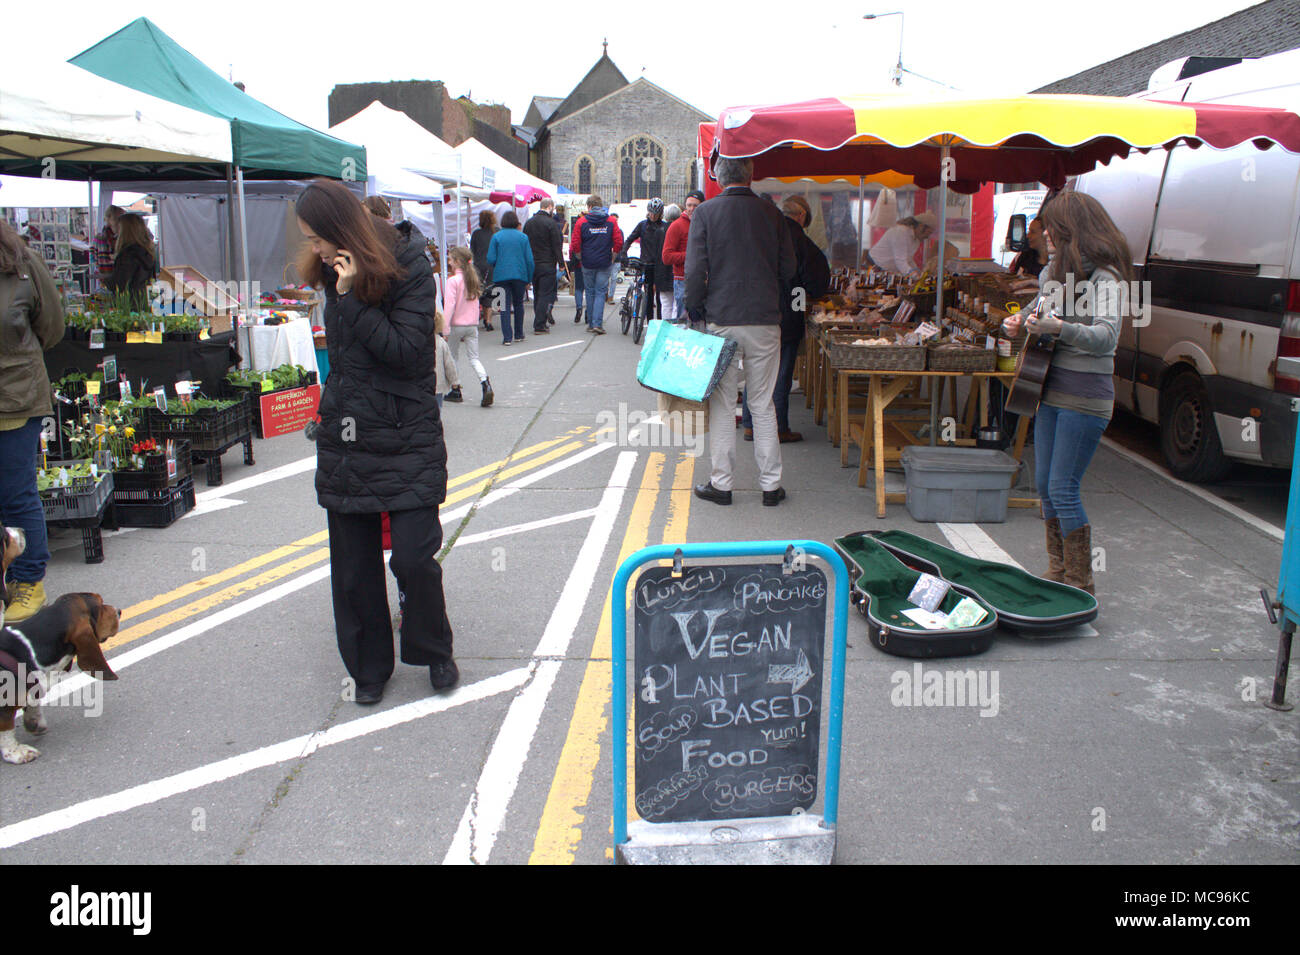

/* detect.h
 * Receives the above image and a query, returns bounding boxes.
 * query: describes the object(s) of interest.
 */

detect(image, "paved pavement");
[5,293,1296,865]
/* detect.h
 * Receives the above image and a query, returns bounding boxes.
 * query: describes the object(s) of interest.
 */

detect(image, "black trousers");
[533,266,558,330]
[327,506,454,687]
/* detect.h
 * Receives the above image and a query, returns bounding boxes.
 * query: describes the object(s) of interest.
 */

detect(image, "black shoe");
[481,378,494,407]
[762,487,787,507]
[694,482,732,506]
[574,309,583,324]
[445,387,464,403]
[548,314,556,326]
[534,326,550,334]
[429,660,460,691]
[355,682,385,705]
[484,322,494,331]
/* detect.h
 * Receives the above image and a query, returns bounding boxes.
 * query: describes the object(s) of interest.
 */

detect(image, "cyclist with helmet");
[625,198,671,324]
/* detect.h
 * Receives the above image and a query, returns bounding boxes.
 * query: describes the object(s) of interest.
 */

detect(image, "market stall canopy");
[711,93,1300,192]
[329,102,480,198]
[447,137,556,202]
[69,17,365,180]
[0,56,232,179]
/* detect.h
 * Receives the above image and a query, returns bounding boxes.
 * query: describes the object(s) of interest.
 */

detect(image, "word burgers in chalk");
[633,562,828,823]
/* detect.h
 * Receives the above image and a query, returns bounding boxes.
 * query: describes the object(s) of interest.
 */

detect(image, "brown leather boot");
[1062,524,1095,596]
[1044,517,1065,583]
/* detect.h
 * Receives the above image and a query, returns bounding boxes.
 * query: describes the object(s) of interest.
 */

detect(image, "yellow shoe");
[5,581,47,623]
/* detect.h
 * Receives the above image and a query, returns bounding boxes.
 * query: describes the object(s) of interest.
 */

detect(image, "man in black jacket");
[523,198,564,333]
[686,157,796,507]
[624,198,670,322]
[742,195,830,443]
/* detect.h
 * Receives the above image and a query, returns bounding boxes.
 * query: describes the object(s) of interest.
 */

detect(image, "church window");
[576,156,593,194]
[619,136,664,202]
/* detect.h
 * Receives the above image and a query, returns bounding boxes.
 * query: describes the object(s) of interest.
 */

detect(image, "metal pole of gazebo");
[934,144,949,329]
[236,165,255,371]
[857,176,865,267]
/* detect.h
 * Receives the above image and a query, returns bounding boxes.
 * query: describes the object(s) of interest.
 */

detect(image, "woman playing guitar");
[1000,192,1132,597]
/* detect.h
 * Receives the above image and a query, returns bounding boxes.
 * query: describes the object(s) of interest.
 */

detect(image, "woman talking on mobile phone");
[296,180,458,702]
[1000,191,1131,598]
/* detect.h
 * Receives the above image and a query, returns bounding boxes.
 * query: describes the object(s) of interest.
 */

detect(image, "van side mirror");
[1007,214,1027,253]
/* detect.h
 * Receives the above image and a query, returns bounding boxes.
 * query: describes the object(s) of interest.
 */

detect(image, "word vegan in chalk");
[633,562,827,823]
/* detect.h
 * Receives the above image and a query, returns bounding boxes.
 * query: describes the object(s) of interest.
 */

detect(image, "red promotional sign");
[258,384,322,439]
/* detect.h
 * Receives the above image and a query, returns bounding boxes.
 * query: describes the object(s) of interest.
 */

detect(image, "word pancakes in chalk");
[670,609,793,660]
[733,571,826,614]
[703,765,817,813]
[635,566,725,613]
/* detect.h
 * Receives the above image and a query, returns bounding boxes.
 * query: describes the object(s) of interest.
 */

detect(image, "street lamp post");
[863,11,904,87]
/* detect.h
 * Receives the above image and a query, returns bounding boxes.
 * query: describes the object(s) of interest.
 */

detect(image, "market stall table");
[846,369,1034,518]
[236,317,320,376]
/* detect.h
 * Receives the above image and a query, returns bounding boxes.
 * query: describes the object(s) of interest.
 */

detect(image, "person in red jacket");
[661,189,704,323]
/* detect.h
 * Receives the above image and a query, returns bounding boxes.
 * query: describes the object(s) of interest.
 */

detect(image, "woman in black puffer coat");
[296,180,457,701]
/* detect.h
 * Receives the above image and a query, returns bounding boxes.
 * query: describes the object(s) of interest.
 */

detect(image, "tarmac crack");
[227,695,348,864]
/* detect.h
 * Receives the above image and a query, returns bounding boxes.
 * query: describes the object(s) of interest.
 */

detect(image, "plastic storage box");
[900,446,1020,523]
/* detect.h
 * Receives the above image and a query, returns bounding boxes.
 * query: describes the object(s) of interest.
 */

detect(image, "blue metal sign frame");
[611,540,850,851]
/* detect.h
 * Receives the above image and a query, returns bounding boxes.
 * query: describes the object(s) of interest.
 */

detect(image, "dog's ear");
[83,594,121,641]
[68,618,118,681]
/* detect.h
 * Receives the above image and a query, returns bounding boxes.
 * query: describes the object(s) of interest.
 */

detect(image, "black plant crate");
[111,477,196,528]
[40,471,114,522]
[145,396,251,452]
[112,439,193,492]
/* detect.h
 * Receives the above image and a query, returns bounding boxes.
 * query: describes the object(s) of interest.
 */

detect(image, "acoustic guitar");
[1004,303,1058,417]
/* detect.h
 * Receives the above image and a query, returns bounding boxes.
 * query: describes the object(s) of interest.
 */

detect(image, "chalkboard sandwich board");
[633,561,828,824]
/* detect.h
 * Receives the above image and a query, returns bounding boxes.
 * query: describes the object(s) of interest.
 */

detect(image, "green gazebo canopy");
[70,17,366,181]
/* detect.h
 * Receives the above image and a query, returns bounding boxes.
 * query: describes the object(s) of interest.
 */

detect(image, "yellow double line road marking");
[108,425,599,653]
[529,451,694,864]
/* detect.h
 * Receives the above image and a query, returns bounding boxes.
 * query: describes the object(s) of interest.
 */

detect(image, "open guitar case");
[856,529,1099,635]
[833,534,999,658]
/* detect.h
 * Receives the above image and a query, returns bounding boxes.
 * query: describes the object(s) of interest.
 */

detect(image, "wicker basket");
[927,343,998,373]
[825,331,926,371]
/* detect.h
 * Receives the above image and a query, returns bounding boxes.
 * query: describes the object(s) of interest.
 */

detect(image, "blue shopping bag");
[635,320,737,402]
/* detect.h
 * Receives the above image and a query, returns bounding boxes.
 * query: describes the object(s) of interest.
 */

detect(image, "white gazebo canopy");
[329,101,481,198]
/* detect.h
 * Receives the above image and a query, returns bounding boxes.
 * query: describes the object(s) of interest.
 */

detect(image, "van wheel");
[1159,372,1231,483]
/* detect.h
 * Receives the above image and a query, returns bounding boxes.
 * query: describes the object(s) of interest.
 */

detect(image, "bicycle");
[619,257,644,337]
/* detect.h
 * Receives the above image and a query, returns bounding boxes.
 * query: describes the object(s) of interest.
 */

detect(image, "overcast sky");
[12,0,1271,131]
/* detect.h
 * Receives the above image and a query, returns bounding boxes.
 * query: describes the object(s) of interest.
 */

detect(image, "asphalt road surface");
[7,291,1297,865]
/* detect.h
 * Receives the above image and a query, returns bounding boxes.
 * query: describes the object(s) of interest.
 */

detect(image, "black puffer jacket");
[315,221,447,513]
[105,243,157,307]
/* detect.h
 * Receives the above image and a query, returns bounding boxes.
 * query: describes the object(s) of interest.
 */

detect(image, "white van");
[1074,48,1300,481]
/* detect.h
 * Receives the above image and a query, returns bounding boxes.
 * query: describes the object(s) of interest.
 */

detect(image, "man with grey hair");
[523,197,564,333]
[686,157,797,506]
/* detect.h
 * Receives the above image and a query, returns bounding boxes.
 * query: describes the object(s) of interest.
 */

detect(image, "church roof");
[545,52,629,125]
[545,77,713,128]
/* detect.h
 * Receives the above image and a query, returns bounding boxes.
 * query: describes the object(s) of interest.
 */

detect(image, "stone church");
[523,46,713,206]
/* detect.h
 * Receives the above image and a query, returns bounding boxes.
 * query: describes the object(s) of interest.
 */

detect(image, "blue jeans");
[0,417,50,583]
[743,338,801,432]
[1034,403,1107,534]
[582,266,609,328]
[498,279,526,343]
[673,278,686,323]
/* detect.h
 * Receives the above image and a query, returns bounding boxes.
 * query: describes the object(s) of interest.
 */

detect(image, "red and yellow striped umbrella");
[713,93,1300,191]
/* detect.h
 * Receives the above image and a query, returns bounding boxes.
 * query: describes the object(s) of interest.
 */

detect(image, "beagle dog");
[0,522,26,629]
[0,593,120,764]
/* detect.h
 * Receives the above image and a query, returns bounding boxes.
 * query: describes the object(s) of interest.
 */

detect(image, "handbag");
[635,320,737,402]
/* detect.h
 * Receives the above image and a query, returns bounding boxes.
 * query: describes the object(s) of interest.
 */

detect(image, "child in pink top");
[444,247,493,406]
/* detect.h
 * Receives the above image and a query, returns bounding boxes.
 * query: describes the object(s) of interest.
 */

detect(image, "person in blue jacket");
[486,210,535,345]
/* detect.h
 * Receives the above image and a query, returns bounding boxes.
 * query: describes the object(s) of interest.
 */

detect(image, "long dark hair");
[0,220,30,276]
[115,213,155,259]
[296,180,402,305]
[1042,192,1134,285]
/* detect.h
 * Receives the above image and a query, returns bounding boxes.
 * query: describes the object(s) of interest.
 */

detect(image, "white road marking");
[193,456,315,503]
[183,497,245,518]
[495,340,584,362]
[453,509,600,547]
[1099,437,1284,542]
[444,451,638,865]
[440,440,617,525]
[937,523,1099,638]
[0,667,531,850]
